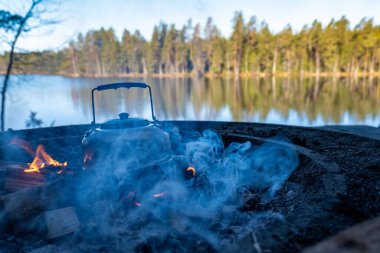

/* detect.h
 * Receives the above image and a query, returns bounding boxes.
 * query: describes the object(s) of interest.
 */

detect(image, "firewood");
[303,215,380,253]
[0,160,29,170]
[0,177,72,223]
[0,160,45,193]
[11,207,80,239]
[0,160,71,193]
[43,207,80,239]
[0,175,79,239]
[3,168,45,193]
[0,169,99,239]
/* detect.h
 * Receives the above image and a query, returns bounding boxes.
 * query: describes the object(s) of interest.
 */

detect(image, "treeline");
[2,12,380,77]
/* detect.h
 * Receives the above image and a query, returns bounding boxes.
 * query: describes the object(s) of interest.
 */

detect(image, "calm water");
[4,75,380,129]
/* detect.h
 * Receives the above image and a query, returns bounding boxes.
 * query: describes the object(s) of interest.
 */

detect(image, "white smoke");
[75,127,299,252]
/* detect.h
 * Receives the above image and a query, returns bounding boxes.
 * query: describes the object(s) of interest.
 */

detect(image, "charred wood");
[0,161,45,193]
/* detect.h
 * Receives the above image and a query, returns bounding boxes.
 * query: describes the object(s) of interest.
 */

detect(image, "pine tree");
[190,23,205,76]
[229,11,245,76]
[310,20,323,75]
[3,14,380,77]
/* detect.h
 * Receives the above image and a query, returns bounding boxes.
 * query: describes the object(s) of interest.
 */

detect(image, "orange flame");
[24,144,67,174]
[186,166,196,177]
[83,150,93,167]
[153,192,166,198]
[10,138,35,157]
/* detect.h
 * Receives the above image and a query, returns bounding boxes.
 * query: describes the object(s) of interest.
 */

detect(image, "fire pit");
[0,114,379,251]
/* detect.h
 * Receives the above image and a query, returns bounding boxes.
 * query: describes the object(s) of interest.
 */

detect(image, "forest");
[1,12,380,77]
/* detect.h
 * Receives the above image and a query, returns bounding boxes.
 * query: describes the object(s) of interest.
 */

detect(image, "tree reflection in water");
[71,77,380,126]
[6,75,380,128]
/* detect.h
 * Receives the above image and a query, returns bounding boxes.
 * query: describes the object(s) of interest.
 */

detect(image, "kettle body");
[81,82,173,171]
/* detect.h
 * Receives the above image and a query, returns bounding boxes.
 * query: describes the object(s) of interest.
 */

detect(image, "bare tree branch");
[0,0,58,131]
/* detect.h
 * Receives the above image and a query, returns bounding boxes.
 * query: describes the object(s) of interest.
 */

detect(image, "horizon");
[0,0,379,52]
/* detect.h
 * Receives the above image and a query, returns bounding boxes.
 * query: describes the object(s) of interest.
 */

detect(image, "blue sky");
[1,0,379,51]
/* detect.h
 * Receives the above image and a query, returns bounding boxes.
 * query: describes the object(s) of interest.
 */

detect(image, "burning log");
[23,144,67,174]
[303,215,380,253]
[4,170,45,193]
[0,142,69,194]
[0,161,46,193]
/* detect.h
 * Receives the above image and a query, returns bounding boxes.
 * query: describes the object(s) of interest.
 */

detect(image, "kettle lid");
[99,112,150,130]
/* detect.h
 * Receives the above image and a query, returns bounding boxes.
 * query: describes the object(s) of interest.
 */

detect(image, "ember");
[83,150,93,168]
[153,192,166,198]
[186,166,196,177]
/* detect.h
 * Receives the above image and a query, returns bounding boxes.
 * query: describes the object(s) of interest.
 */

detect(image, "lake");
[3,75,380,129]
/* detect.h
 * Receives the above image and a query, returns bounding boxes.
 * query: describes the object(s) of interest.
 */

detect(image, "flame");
[83,150,93,167]
[153,192,166,198]
[24,144,67,174]
[186,166,196,177]
[10,138,35,157]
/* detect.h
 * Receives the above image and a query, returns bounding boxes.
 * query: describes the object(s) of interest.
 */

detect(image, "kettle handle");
[96,82,147,90]
[91,82,157,126]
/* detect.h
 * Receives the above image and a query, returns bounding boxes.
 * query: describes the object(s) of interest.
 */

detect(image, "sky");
[1,0,380,52]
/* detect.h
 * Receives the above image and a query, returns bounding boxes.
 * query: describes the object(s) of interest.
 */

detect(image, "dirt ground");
[0,121,379,252]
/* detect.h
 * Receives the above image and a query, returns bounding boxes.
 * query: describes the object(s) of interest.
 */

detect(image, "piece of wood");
[0,160,29,170]
[11,207,80,238]
[0,177,71,223]
[0,175,78,238]
[3,168,45,193]
[43,207,80,239]
[0,160,46,193]
[0,168,89,233]
[303,216,380,253]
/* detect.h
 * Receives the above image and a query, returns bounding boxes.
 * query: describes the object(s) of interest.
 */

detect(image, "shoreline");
[2,71,380,78]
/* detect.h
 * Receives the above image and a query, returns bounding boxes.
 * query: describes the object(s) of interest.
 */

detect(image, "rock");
[303,215,380,253]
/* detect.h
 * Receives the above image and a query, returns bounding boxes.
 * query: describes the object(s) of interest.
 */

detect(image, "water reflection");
[5,75,380,129]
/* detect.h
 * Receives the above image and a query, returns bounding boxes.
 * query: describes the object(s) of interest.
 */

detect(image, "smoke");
[74,127,299,252]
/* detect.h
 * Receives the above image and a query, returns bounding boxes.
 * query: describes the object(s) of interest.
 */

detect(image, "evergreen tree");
[2,13,380,77]
[190,23,205,76]
[229,11,245,76]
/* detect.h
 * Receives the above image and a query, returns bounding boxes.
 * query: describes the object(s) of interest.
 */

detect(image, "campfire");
[0,140,68,194]
[1,122,373,253]
[10,138,67,174]
[24,144,67,174]
[0,83,304,252]
[1,83,367,252]
[0,126,301,251]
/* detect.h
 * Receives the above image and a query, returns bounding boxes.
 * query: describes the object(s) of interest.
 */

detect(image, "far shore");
[2,71,380,79]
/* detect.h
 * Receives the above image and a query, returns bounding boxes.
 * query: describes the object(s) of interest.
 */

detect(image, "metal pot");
[81,82,172,170]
